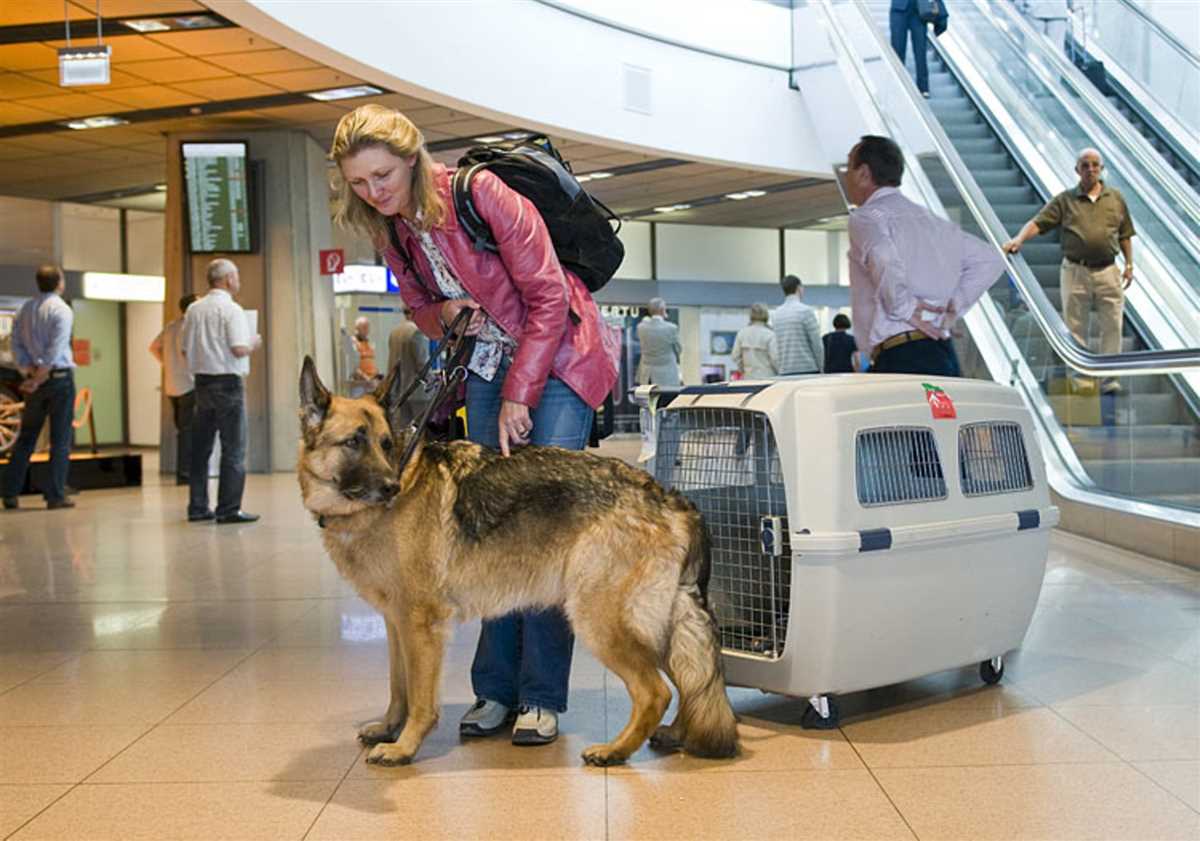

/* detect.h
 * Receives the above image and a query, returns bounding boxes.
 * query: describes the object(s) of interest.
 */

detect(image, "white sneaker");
[512,705,558,746]
[459,699,512,737]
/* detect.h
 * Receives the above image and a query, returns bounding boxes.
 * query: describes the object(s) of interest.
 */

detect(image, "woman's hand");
[440,298,485,337]
[498,399,532,457]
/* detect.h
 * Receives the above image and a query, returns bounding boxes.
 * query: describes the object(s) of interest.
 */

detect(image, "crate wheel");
[979,656,1004,685]
[800,695,840,730]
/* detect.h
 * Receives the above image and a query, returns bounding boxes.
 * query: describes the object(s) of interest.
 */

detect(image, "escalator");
[851,0,1200,511]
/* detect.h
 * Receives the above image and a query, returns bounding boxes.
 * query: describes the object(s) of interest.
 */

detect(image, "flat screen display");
[182,141,253,253]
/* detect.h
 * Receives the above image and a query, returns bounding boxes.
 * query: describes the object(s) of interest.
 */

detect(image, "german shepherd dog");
[297,358,738,766]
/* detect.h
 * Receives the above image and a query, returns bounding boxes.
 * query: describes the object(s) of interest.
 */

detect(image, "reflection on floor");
[0,438,1197,840]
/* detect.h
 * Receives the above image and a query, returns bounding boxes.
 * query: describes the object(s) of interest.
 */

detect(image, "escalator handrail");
[984,0,1200,264]
[1101,0,1200,68]
[831,0,1200,376]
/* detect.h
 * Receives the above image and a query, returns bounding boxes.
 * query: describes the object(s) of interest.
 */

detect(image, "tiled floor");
[1,440,1197,840]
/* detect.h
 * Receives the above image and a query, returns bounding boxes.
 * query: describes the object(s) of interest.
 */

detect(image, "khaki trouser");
[1060,260,1124,356]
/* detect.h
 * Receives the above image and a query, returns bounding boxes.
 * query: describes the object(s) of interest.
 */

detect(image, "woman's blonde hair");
[329,104,446,245]
[750,303,770,323]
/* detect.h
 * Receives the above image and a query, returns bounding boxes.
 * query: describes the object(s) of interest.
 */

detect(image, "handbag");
[916,0,941,24]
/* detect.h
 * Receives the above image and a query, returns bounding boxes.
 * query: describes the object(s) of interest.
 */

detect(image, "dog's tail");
[666,519,739,758]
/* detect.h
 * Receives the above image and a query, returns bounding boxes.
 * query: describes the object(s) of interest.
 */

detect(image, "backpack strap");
[451,165,497,254]
[385,216,435,298]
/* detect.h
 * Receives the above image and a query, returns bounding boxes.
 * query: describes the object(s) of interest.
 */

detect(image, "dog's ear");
[299,356,331,432]
[374,361,405,415]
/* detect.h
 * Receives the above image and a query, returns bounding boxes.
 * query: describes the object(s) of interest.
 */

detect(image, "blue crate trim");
[1016,509,1040,531]
[858,528,893,552]
[679,384,772,396]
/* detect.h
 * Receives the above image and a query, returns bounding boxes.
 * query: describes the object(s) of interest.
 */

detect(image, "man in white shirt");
[150,294,196,485]
[772,275,824,375]
[845,135,1005,376]
[635,298,682,385]
[180,259,261,524]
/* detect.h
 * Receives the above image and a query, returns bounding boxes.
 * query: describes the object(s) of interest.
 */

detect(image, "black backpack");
[451,135,624,292]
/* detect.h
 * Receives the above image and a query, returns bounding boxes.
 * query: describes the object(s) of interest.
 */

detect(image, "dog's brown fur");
[297,357,738,766]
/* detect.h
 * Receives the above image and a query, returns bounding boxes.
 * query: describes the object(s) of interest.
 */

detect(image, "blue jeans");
[465,360,594,712]
[890,7,930,93]
[872,338,961,377]
[188,374,247,519]
[3,372,74,503]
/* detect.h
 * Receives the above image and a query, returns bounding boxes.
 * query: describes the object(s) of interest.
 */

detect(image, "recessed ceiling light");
[653,203,691,213]
[578,172,613,183]
[62,115,129,130]
[154,184,167,191]
[473,135,505,144]
[725,192,750,200]
[306,85,383,101]
[743,189,767,197]
[121,15,223,32]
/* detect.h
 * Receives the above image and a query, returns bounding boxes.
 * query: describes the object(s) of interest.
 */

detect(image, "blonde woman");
[731,303,779,379]
[330,104,617,747]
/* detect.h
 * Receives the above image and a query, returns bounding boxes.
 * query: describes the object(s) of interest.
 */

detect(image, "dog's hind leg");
[578,630,671,767]
[365,605,449,766]
[359,616,407,746]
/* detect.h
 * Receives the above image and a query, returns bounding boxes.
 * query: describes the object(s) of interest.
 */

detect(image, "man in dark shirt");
[822,313,858,373]
[1004,148,1135,394]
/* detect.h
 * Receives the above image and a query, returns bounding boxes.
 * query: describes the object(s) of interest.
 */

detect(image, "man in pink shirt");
[845,135,1005,376]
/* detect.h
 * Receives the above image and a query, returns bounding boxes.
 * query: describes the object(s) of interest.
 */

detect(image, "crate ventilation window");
[856,427,947,506]
[654,408,790,659]
[959,422,1033,497]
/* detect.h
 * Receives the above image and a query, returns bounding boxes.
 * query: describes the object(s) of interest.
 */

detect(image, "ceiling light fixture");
[59,0,110,87]
[743,189,767,197]
[306,85,384,101]
[725,192,750,200]
[578,172,613,183]
[652,203,692,214]
[472,135,505,144]
[62,115,129,130]
[120,15,223,33]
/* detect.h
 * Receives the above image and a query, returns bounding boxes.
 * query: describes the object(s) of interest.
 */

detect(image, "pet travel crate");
[636,375,1058,728]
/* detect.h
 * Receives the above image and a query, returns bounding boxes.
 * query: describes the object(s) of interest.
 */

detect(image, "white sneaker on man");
[512,705,558,746]
[459,699,513,737]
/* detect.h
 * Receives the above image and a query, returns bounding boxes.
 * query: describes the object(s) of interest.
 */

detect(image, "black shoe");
[2,497,17,510]
[175,477,190,486]
[216,511,260,524]
[46,499,75,510]
[188,510,216,522]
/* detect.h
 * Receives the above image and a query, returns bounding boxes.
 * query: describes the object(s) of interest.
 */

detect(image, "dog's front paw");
[366,743,414,766]
[581,743,628,767]
[358,720,402,746]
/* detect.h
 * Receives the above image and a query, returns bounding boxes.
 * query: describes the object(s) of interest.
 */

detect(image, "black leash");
[393,307,475,477]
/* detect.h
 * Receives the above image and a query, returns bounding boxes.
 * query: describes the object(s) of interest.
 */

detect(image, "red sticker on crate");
[923,383,956,419]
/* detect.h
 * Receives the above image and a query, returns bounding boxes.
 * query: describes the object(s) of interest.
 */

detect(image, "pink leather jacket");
[382,164,618,409]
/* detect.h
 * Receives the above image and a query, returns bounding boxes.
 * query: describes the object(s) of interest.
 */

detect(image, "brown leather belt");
[872,330,930,362]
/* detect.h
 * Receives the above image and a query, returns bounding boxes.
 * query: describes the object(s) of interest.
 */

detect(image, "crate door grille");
[959,422,1034,496]
[654,407,790,659]
[856,427,948,506]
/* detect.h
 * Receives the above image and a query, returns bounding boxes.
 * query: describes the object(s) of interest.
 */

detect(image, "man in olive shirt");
[1003,148,1135,394]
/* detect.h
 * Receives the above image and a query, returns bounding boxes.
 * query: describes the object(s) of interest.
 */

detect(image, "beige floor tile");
[30,649,252,686]
[1135,760,1200,811]
[166,675,391,724]
[1055,705,1200,761]
[0,785,71,839]
[89,723,363,783]
[265,598,388,648]
[0,652,76,693]
[1008,650,1200,707]
[226,646,391,683]
[307,775,606,840]
[606,770,914,840]
[0,679,206,725]
[8,781,335,841]
[843,703,1117,768]
[0,602,166,651]
[0,725,148,783]
[90,599,317,650]
[876,764,1200,840]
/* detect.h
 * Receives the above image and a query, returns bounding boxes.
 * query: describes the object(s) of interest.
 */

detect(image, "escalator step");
[971,170,1024,187]
[960,152,1012,170]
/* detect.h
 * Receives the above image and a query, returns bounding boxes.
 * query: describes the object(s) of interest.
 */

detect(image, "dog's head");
[298,356,410,516]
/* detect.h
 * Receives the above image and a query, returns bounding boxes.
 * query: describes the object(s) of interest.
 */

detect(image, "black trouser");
[3,371,74,503]
[169,391,195,484]
[872,338,961,377]
[188,374,246,518]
